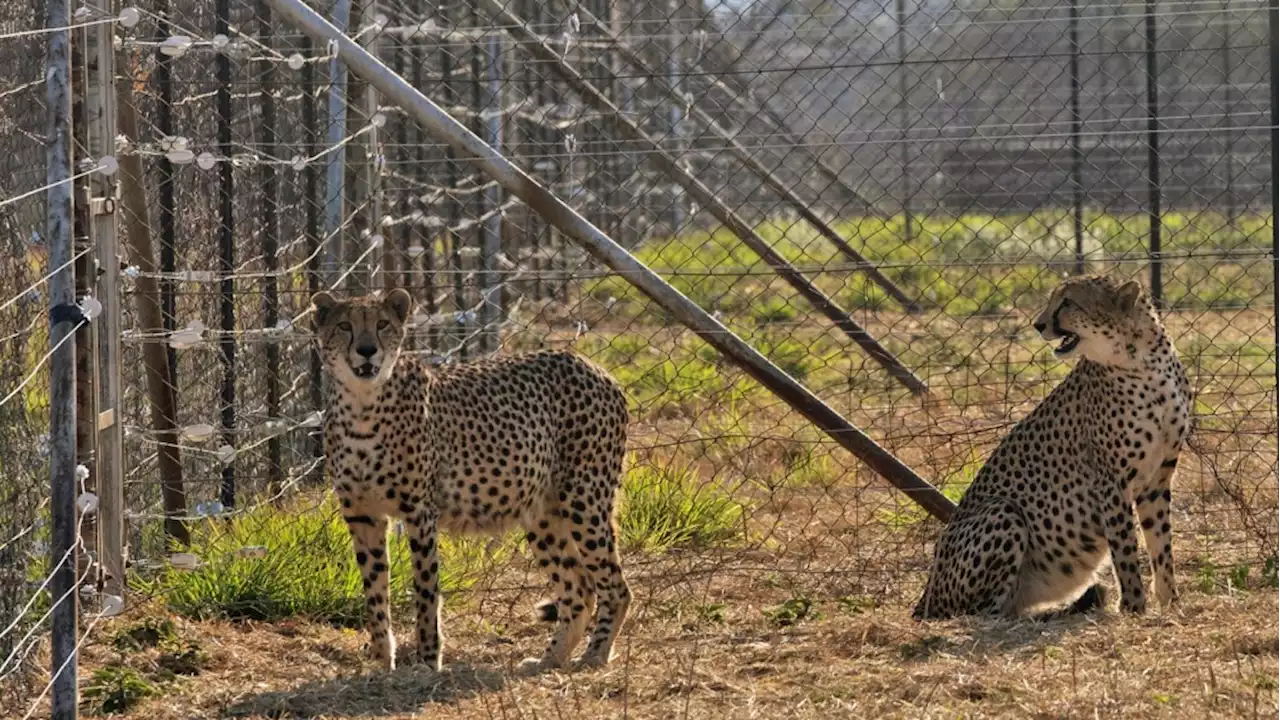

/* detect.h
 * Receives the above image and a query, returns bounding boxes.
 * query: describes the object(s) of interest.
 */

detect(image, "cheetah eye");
[337,321,353,333]
[377,320,390,331]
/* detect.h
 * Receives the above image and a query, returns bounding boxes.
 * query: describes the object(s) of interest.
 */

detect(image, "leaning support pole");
[480,0,927,395]
[575,5,921,314]
[263,0,955,520]
[117,72,189,545]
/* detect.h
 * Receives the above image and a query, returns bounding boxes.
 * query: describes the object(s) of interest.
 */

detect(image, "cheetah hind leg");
[516,516,592,675]
[574,510,630,669]
[915,498,1029,619]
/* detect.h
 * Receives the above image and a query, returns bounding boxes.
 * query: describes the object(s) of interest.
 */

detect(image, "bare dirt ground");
[10,573,1275,720]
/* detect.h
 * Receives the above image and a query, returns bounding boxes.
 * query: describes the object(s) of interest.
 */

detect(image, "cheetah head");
[310,288,414,387]
[1034,275,1159,366]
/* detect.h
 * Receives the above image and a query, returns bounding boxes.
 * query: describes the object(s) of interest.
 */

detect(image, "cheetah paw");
[571,652,612,671]
[408,650,443,672]
[368,643,396,671]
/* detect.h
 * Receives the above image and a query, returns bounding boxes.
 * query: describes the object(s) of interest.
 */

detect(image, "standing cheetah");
[311,288,631,673]
[914,275,1192,620]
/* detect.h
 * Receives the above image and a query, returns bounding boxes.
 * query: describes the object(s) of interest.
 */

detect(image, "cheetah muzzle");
[914,275,1192,621]
[311,288,633,674]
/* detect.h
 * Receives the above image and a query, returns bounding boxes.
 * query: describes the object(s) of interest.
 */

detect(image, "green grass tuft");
[619,461,748,553]
[82,666,157,715]
[110,617,177,652]
[137,497,503,625]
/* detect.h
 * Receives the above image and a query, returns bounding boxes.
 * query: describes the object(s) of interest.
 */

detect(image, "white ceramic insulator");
[101,595,125,617]
[214,445,236,465]
[100,594,125,617]
[118,7,141,28]
[96,156,119,176]
[169,553,200,570]
[77,492,99,515]
[196,152,216,170]
[287,53,305,70]
[159,35,193,58]
[79,296,103,320]
[180,423,215,443]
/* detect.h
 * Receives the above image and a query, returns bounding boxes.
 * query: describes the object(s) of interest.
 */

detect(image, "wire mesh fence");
[1,0,1276,715]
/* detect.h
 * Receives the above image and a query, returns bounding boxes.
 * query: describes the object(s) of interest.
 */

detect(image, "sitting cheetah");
[311,288,631,673]
[913,275,1191,620]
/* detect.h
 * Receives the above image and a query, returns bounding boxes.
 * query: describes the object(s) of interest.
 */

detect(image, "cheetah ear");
[383,287,414,324]
[310,291,338,327]
[1116,280,1143,312]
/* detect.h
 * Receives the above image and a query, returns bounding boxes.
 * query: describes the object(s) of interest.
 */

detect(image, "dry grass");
[8,276,1271,717]
[15,576,1277,719]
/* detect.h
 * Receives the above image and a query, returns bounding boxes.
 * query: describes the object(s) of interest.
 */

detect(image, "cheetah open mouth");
[353,363,377,379]
[1054,332,1080,356]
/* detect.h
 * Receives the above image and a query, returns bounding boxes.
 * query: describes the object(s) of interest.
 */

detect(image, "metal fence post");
[1270,0,1278,326]
[45,0,80,713]
[257,0,284,496]
[1219,0,1236,223]
[87,0,123,599]
[325,0,352,287]
[666,0,686,234]
[896,0,913,241]
[216,0,237,509]
[1145,0,1162,304]
[1069,0,1085,275]
[71,0,99,594]
[154,0,179,401]
[479,30,504,354]
[301,21,325,487]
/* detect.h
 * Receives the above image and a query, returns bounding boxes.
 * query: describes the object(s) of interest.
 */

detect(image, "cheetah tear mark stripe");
[1160,457,1178,469]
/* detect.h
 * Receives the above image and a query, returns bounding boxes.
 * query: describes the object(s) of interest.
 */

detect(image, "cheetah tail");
[535,600,559,623]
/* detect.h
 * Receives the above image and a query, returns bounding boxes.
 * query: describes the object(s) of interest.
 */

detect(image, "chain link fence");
[2,0,1276,715]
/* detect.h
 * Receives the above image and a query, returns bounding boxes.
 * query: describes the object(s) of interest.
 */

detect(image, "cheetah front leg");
[1135,458,1179,607]
[404,509,444,671]
[1094,483,1147,614]
[345,512,396,669]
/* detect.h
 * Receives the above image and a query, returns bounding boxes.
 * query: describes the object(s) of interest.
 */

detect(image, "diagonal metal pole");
[576,5,921,314]
[263,0,954,520]
[480,0,928,395]
[691,14,877,214]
